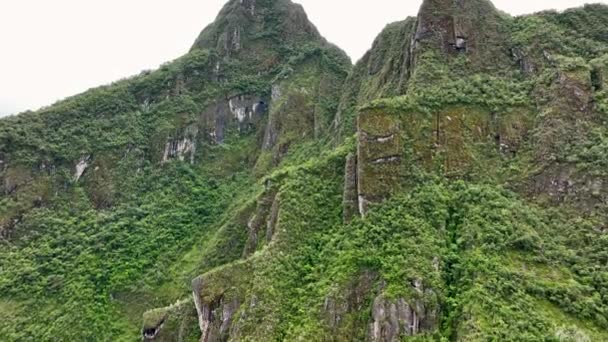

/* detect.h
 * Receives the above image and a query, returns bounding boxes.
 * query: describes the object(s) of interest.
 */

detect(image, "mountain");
[1,0,607,341]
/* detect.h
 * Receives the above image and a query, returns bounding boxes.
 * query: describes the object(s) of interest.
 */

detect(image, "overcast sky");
[0,0,605,117]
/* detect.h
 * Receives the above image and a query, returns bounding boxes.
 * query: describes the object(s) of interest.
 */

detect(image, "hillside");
[1,0,607,341]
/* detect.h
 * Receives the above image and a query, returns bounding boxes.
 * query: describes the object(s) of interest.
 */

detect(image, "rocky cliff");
[1,0,607,341]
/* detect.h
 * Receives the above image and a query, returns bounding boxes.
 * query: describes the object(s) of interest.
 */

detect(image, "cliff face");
[1,0,608,341]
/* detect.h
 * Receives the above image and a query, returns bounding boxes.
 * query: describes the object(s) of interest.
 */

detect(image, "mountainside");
[1,0,607,341]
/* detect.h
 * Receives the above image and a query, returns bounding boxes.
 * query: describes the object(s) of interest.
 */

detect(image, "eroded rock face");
[74,155,91,181]
[242,182,278,257]
[357,110,402,216]
[529,57,606,207]
[265,193,280,242]
[143,313,167,340]
[201,94,267,144]
[193,295,239,342]
[324,273,438,341]
[262,84,316,152]
[512,48,535,74]
[191,0,322,55]
[413,0,510,70]
[368,280,438,342]
[193,277,238,342]
[324,270,379,335]
[142,300,198,342]
[163,126,198,164]
[343,153,359,223]
[191,262,250,342]
[229,95,267,130]
[531,165,607,207]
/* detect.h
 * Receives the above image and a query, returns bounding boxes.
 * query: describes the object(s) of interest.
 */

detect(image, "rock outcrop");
[192,261,252,342]
[324,270,379,337]
[413,0,511,71]
[529,54,607,207]
[368,280,438,341]
[342,153,358,222]
[201,94,268,144]
[163,133,197,164]
[142,300,198,342]
[191,0,323,56]
[324,272,439,341]
[74,155,91,181]
[356,110,402,216]
[242,182,278,257]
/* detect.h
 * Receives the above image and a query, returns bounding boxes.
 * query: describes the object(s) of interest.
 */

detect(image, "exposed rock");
[433,107,532,172]
[228,95,267,130]
[531,165,607,207]
[38,159,56,174]
[74,155,91,182]
[368,280,438,341]
[271,84,282,102]
[202,94,267,144]
[192,261,251,342]
[324,273,438,341]
[554,326,592,342]
[162,126,198,164]
[413,0,511,70]
[240,0,256,16]
[529,57,604,207]
[242,184,278,257]
[512,48,535,74]
[191,0,322,55]
[258,47,349,170]
[142,300,198,342]
[265,193,280,242]
[357,110,402,216]
[343,153,359,223]
[143,312,168,340]
[333,18,417,137]
[324,270,379,335]
[0,216,21,240]
[260,83,316,166]
[192,294,239,342]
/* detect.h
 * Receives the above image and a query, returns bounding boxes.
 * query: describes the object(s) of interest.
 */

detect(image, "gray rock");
[367,280,438,341]
[162,125,198,164]
[74,155,91,181]
[343,153,359,223]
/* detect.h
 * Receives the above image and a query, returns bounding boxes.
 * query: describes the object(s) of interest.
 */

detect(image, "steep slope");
[0,0,349,340]
[178,1,608,341]
[1,0,608,341]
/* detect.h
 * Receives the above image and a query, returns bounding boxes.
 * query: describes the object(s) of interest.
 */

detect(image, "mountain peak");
[190,0,323,54]
[414,0,510,69]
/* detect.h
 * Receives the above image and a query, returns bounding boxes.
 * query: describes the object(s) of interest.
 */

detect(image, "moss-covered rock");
[142,300,199,341]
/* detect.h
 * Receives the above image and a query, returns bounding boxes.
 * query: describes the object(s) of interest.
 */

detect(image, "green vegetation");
[1,0,608,340]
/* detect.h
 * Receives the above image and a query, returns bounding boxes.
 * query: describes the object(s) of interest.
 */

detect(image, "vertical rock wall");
[357,110,403,216]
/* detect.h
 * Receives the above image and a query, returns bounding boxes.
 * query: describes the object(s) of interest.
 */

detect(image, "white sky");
[0,0,605,117]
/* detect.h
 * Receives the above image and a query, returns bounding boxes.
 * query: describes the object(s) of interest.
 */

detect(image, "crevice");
[440,202,463,341]
[142,318,166,340]
[591,68,603,91]
[371,156,401,164]
[360,131,397,143]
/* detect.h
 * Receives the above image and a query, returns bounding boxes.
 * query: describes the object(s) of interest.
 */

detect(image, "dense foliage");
[1,0,608,341]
